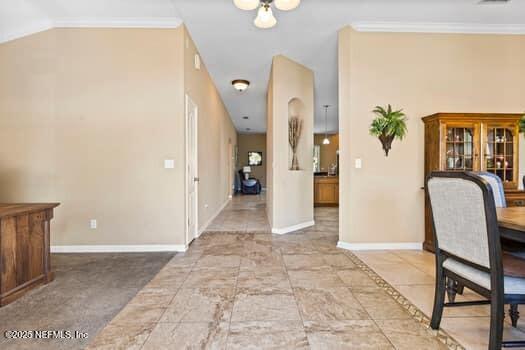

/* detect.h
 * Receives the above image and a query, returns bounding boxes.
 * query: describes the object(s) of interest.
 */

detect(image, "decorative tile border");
[344,251,466,350]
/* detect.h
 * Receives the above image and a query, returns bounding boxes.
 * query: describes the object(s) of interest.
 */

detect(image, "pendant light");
[254,3,277,29]
[323,105,330,145]
[275,0,301,11]
[234,0,259,11]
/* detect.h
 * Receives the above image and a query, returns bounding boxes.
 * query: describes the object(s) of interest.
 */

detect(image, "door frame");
[185,94,198,245]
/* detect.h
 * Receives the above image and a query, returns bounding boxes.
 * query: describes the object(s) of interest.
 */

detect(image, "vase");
[291,152,299,170]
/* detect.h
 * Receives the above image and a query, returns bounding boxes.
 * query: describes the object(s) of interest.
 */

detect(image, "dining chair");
[475,172,507,208]
[427,171,525,349]
[447,172,507,302]
[474,172,522,327]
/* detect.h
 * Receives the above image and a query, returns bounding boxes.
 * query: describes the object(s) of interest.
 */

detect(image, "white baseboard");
[198,198,231,236]
[51,244,188,253]
[272,220,315,235]
[337,241,422,251]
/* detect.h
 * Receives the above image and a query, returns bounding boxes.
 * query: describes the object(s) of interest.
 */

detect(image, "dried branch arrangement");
[288,116,303,170]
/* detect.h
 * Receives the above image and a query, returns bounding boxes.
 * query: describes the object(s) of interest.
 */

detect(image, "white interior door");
[186,95,198,243]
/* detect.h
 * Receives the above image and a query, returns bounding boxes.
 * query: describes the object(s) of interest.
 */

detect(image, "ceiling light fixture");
[232,79,250,92]
[274,0,301,11]
[323,105,330,145]
[234,0,259,10]
[234,0,301,29]
[254,4,277,29]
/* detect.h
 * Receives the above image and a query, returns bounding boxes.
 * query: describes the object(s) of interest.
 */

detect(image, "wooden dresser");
[422,112,524,251]
[0,203,59,306]
[314,176,339,207]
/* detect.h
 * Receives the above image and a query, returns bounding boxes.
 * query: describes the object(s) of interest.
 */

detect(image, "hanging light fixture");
[274,0,301,11]
[323,105,330,145]
[254,3,277,29]
[233,0,300,29]
[233,0,259,11]
[232,79,250,92]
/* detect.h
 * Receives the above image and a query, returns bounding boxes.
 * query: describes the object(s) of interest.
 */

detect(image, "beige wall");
[338,26,525,246]
[183,27,238,232]
[0,26,236,248]
[237,133,266,187]
[267,55,314,230]
[314,134,339,172]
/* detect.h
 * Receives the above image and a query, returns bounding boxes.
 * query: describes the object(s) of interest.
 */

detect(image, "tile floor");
[88,195,454,349]
[355,250,525,350]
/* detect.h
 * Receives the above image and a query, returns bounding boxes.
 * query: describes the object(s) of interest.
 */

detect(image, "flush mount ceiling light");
[232,79,250,92]
[234,0,301,29]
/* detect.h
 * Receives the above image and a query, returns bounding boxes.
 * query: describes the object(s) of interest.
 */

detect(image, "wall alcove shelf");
[288,97,305,171]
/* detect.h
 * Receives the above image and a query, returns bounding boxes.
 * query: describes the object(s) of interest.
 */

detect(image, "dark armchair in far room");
[238,169,261,195]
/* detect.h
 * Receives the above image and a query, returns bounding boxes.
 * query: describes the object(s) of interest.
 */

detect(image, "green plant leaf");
[369,104,408,140]
[520,113,525,134]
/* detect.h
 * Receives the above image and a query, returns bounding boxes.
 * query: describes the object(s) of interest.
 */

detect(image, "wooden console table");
[0,203,59,306]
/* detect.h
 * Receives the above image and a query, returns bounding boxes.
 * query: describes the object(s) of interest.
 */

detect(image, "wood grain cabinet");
[422,113,523,251]
[0,203,59,306]
[314,176,339,207]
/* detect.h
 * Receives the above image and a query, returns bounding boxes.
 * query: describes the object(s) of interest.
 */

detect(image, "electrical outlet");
[90,219,97,229]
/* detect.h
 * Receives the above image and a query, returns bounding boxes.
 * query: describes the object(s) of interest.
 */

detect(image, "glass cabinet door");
[444,127,475,171]
[484,126,516,185]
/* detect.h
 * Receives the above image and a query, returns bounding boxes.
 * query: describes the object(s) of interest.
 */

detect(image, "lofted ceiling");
[2,0,525,133]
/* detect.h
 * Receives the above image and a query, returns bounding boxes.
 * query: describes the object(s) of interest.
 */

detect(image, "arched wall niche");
[288,97,308,170]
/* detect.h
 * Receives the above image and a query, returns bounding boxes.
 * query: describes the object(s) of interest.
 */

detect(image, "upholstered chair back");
[475,172,506,208]
[427,174,492,269]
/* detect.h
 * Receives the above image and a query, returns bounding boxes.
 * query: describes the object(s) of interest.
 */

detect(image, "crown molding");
[0,17,183,44]
[53,17,183,29]
[0,19,54,44]
[351,21,525,35]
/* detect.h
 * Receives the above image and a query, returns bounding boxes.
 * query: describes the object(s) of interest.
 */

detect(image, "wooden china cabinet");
[422,113,525,252]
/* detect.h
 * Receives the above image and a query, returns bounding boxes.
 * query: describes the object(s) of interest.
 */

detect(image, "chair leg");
[456,283,465,295]
[431,269,446,329]
[489,293,504,350]
[446,278,459,303]
[509,304,520,328]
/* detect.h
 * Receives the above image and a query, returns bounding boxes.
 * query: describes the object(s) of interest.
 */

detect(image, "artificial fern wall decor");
[369,104,408,156]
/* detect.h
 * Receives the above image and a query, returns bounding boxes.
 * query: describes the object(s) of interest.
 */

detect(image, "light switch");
[355,158,362,169]
[194,54,201,70]
[164,159,175,169]
[90,219,97,229]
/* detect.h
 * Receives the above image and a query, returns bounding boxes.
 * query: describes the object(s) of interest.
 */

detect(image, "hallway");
[205,194,270,233]
[87,195,456,349]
